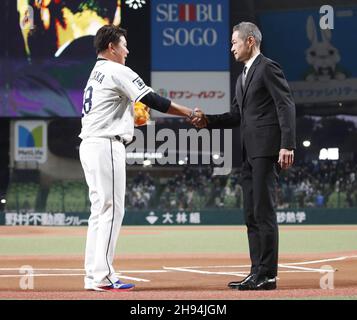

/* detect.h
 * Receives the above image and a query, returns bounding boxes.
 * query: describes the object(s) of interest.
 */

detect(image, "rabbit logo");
[305,16,346,82]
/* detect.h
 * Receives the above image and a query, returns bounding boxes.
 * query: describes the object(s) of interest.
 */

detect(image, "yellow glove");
[134,101,150,126]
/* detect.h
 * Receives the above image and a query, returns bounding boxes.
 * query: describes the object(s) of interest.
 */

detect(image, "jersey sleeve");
[112,65,153,102]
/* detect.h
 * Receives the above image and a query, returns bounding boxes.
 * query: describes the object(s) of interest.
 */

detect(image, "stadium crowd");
[277,161,357,209]
[126,172,156,210]
[6,161,357,212]
[125,161,357,210]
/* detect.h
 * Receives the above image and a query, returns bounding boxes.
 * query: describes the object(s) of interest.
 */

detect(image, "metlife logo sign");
[151,0,229,71]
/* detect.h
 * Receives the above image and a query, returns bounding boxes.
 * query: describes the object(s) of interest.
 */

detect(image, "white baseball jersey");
[79,59,153,142]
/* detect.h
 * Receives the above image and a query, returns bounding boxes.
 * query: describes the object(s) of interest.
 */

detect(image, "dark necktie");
[242,66,247,88]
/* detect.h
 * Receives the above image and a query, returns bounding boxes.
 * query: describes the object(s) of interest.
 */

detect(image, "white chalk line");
[163,267,249,277]
[169,254,357,270]
[0,268,166,273]
[278,264,335,273]
[0,268,85,271]
[181,265,252,269]
[162,255,356,276]
[163,266,332,276]
[0,271,150,282]
[0,273,84,278]
[278,270,327,273]
[280,255,357,266]
[119,275,150,282]
[0,255,354,280]
[0,274,150,282]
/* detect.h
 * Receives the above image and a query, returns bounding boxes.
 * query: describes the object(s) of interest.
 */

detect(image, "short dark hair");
[94,25,127,54]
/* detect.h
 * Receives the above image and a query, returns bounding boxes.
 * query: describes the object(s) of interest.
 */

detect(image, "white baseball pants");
[79,137,126,289]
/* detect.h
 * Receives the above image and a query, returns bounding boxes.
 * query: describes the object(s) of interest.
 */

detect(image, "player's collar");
[97,58,108,61]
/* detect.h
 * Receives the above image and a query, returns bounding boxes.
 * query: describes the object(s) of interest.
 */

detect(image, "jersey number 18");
[82,86,93,116]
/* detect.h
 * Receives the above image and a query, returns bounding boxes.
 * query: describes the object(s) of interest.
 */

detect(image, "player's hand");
[278,148,294,169]
[189,107,208,128]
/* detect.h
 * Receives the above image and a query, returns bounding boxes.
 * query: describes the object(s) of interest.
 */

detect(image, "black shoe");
[255,276,277,290]
[228,274,257,289]
[238,275,277,291]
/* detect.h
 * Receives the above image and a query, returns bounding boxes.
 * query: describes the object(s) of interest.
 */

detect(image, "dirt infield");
[1,226,357,300]
[1,253,357,299]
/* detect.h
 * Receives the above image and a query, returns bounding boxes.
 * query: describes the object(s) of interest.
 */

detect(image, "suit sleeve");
[263,61,296,150]
[205,96,241,129]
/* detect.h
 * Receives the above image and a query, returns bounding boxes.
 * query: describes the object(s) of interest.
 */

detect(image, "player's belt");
[115,135,129,145]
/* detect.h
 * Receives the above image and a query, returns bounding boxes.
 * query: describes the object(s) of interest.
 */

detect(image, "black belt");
[115,135,128,145]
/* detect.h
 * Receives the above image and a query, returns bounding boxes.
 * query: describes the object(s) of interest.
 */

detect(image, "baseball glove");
[134,101,150,126]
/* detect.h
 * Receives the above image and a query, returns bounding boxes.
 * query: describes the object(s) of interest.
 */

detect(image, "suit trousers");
[242,155,280,278]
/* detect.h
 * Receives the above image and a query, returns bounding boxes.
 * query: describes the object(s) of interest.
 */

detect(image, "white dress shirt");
[242,52,260,87]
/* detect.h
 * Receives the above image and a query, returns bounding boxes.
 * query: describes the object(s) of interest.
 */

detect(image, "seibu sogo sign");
[157,3,223,46]
[151,0,229,71]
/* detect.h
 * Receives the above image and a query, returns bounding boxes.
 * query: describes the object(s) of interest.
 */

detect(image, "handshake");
[188,108,208,129]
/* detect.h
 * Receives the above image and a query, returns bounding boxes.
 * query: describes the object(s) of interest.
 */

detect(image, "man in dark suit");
[192,22,296,290]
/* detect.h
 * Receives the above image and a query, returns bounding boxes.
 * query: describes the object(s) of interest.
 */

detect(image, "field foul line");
[280,255,357,266]
[0,268,85,271]
[0,272,150,282]
[119,275,150,282]
[163,267,249,277]
[177,265,251,269]
[278,270,328,273]
[278,264,336,273]
[163,265,335,276]
[0,274,84,278]
[168,255,357,270]
[0,268,166,273]
[1,255,353,279]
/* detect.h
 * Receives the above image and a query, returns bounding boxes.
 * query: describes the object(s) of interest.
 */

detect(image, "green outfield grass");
[0,226,356,256]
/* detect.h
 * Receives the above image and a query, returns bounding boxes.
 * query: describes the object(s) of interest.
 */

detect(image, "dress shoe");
[238,275,277,291]
[228,274,257,289]
[255,276,277,290]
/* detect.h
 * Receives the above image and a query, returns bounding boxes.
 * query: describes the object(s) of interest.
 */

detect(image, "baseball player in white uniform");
[79,25,201,292]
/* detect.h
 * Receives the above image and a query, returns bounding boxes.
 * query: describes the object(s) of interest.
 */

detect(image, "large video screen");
[0,0,150,118]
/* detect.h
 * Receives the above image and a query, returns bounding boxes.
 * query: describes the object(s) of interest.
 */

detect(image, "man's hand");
[189,107,208,128]
[278,149,294,169]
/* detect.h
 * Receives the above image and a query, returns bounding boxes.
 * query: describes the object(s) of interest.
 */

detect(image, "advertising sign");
[15,121,47,163]
[151,71,230,117]
[259,7,357,108]
[151,0,229,71]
